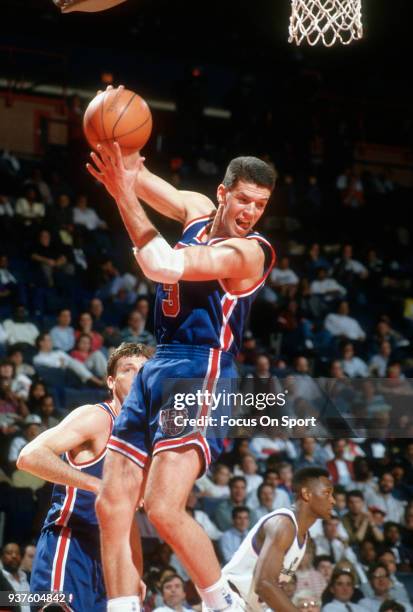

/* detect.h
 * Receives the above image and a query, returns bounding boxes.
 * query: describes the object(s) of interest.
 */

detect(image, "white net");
[289,0,363,47]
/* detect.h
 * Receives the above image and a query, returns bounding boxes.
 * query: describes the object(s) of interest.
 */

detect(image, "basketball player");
[222,467,335,612]
[87,143,276,612]
[17,343,151,612]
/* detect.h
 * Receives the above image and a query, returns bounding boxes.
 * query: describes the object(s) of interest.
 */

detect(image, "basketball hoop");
[288,0,363,47]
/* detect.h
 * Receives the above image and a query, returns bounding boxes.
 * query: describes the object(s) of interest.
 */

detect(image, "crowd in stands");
[1,130,413,611]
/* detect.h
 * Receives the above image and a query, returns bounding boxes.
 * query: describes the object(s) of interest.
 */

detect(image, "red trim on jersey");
[183,214,212,231]
[220,296,237,351]
[153,432,212,467]
[199,348,221,420]
[55,486,76,527]
[66,402,115,467]
[51,526,71,592]
[107,436,148,468]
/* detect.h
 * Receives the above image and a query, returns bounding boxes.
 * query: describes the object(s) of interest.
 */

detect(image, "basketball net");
[289,0,363,47]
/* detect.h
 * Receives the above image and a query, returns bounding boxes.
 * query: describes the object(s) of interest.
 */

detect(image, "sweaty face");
[218,180,271,237]
[108,355,148,404]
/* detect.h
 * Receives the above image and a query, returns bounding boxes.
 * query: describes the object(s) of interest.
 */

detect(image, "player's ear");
[301,486,311,502]
[106,375,114,392]
[217,184,227,207]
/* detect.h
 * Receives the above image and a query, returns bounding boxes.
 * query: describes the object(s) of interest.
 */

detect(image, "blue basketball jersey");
[154,215,276,356]
[42,402,116,534]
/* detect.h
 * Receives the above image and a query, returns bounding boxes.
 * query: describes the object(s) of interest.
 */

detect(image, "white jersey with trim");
[222,507,308,612]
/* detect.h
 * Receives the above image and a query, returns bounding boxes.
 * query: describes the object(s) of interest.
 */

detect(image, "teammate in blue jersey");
[17,343,151,612]
[87,137,276,612]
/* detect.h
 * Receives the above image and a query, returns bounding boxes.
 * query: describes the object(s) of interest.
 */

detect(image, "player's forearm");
[117,189,158,249]
[255,582,299,612]
[17,445,100,493]
[135,167,186,223]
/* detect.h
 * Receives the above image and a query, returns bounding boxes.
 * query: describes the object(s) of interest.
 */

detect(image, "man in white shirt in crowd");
[310,268,347,302]
[219,507,251,564]
[334,244,368,279]
[0,542,31,612]
[365,472,406,524]
[3,305,40,347]
[73,193,108,231]
[33,332,104,387]
[269,256,299,298]
[324,301,366,342]
[359,563,412,612]
[153,574,195,612]
[322,569,365,612]
[340,342,368,378]
[49,308,76,352]
[369,341,392,377]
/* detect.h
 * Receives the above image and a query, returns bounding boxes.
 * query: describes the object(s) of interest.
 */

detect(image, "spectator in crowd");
[73,193,107,231]
[333,486,348,519]
[121,309,156,346]
[0,358,31,401]
[0,254,21,315]
[365,472,406,524]
[359,563,412,612]
[305,243,331,279]
[378,602,406,612]
[322,569,365,611]
[153,574,195,612]
[27,168,52,206]
[38,394,60,430]
[219,506,250,564]
[334,244,368,282]
[326,439,354,487]
[295,437,328,470]
[0,542,31,612]
[214,476,257,531]
[3,305,39,349]
[26,380,47,414]
[369,341,393,377]
[293,590,321,612]
[340,342,368,378]
[336,168,365,209]
[371,317,410,353]
[314,556,334,583]
[7,414,42,471]
[47,193,74,240]
[7,347,35,378]
[49,308,75,352]
[314,517,352,564]
[75,311,104,352]
[310,267,347,310]
[70,333,107,379]
[0,374,28,421]
[33,332,105,387]
[254,483,275,520]
[324,301,366,342]
[248,468,291,510]
[342,490,383,545]
[383,523,412,571]
[196,463,231,498]
[88,297,108,333]
[376,549,411,604]
[30,229,74,288]
[269,256,299,298]
[352,457,377,499]
[15,185,45,228]
[20,544,36,583]
[234,453,263,495]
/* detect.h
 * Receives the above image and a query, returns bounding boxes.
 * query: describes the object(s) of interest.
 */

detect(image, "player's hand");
[87,141,142,201]
[53,0,82,12]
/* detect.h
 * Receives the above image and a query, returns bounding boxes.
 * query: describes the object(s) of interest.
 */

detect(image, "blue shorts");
[30,526,105,612]
[108,344,237,474]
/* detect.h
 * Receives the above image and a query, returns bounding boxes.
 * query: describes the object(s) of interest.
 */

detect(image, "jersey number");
[162,283,180,317]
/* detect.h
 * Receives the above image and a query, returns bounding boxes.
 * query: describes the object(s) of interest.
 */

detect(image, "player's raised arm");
[133,161,216,225]
[254,517,301,612]
[17,405,109,493]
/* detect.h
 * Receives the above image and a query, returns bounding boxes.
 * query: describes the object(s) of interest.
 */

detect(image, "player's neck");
[293,503,317,538]
[110,397,121,417]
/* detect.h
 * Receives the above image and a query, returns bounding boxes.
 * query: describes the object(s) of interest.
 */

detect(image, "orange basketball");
[83,88,152,152]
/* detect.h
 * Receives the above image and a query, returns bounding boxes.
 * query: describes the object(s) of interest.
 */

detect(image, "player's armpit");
[254,518,299,612]
[181,238,265,282]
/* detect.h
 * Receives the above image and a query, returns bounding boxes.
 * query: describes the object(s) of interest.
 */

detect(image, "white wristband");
[133,235,184,283]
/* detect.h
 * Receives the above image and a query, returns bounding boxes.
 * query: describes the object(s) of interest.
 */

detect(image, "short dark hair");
[257,483,273,501]
[346,490,364,501]
[368,562,390,580]
[229,476,246,489]
[330,569,355,587]
[160,573,185,594]
[107,342,152,377]
[377,548,396,560]
[314,555,334,568]
[379,599,405,612]
[292,467,330,496]
[232,506,250,520]
[222,156,277,191]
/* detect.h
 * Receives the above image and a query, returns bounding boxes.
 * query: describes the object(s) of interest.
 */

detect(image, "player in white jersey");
[222,467,334,612]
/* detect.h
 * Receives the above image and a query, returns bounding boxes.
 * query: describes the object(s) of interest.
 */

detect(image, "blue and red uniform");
[109,216,275,472]
[30,402,116,611]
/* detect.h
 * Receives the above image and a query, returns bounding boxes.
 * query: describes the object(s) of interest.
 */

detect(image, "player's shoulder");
[62,403,113,426]
[181,191,216,225]
[262,510,296,541]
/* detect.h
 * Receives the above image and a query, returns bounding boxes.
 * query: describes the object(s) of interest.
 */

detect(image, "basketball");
[83,87,152,152]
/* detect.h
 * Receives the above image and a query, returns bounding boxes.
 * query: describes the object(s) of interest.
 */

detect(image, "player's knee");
[95,485,129,525]
[145,497,177,535]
